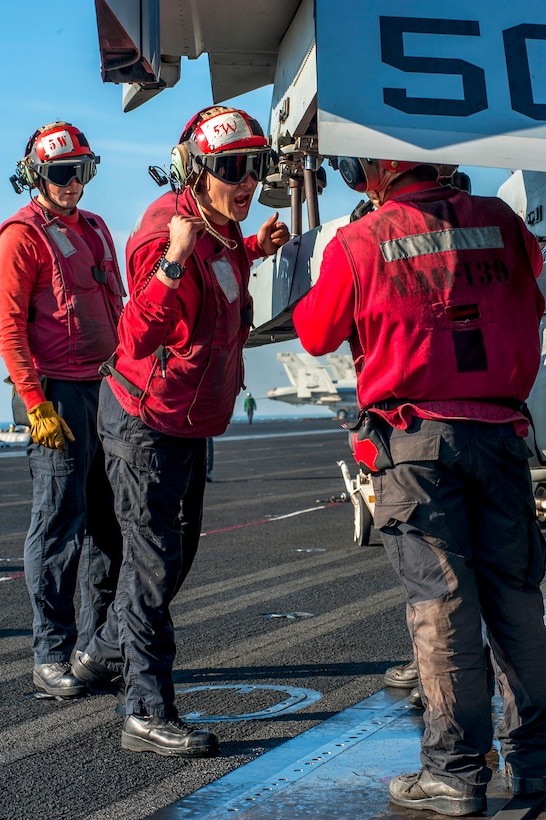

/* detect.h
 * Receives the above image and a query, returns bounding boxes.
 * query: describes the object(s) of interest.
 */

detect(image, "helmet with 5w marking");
[13,121,99,192]
[170,106,272,190]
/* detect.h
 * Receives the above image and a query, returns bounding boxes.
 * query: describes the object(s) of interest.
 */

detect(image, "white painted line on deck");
[201,503,336,536]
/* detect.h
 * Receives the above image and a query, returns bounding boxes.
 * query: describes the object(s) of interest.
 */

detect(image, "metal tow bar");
[536,494,546,522]
[337,459,375,546]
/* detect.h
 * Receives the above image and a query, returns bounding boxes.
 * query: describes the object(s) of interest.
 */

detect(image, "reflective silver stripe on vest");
[380,226,504,262]
[93,226,113,261]
[44,223,77,257]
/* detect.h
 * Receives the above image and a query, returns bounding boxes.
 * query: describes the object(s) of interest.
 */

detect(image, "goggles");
[196,149,272,185]
[34,156,99,187]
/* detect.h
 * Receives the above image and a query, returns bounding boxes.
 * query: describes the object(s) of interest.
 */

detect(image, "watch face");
[160,258,183,279]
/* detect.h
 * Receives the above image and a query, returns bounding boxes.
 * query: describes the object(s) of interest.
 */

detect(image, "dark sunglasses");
[35,157,99,187]
[196,150,272,185]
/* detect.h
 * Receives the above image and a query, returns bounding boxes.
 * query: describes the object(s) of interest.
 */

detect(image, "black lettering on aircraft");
[380,16,546,121]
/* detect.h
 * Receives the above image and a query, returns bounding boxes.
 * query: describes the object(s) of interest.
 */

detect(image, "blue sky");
[0,2,511,423]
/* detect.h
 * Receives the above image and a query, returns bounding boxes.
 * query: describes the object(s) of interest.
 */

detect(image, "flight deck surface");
[1,418,545,820]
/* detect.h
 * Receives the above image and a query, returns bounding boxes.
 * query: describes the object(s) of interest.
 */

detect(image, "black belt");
[369,397,524,412]
[99,354,143,399]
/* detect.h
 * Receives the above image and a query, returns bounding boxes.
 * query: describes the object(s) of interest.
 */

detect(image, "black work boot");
[388,769,486,816]
[72,651,125,699]
[121,715,219,757]
[33,662,87,697]
[384,659,419,688]
[408,686,423,708]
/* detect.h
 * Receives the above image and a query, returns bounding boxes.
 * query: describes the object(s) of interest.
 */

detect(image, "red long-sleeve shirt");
[0,204,123,410]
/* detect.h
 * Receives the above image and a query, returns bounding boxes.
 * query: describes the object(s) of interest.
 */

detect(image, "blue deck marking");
[148,691,514,819]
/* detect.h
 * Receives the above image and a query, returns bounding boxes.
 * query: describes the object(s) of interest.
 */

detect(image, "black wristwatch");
[159,257,185,280]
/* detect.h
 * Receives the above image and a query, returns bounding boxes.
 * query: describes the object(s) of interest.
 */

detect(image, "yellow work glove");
[27,401,75,451]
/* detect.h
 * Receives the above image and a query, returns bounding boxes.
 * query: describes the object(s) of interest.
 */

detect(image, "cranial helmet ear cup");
[170,144,191,187]
[170,143,199,190]
[337,157,368,192]
[17,158,38,189]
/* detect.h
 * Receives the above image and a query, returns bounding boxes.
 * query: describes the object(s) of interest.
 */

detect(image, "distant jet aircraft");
[267,352,357,419]
[0,428,30,448]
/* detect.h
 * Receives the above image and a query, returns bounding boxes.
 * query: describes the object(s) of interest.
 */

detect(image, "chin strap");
[190,187,238,251]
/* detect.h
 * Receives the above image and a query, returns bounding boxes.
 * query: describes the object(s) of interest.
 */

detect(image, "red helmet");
[179,106,268,153]
[25,122,94,163]
[170,106,272,189]
[17,121,99,190]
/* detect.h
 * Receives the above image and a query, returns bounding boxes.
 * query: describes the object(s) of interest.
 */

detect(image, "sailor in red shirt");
[0,122,124,698]
[294,158,546,815]
[72,106,289,758]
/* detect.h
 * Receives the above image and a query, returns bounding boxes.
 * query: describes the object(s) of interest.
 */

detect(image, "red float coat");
[294,181,544,428]
[107,189,264,438]
[0,198,125,411]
